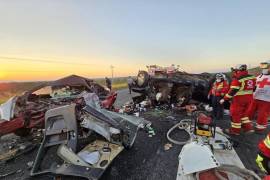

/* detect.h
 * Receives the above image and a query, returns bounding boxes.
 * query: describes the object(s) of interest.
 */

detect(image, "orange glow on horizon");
[0,56,258,81]
[0,57,142,81]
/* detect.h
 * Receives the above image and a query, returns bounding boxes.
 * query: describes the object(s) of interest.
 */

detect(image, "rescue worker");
[105,77,112,91]
[208,73,229,120]
[127,76,134,94]
[256,133,270,176]
[246,61,270,133]
[220,64,256,135]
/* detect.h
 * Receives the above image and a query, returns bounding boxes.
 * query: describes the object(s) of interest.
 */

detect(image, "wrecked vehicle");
[31,93,151,179]
[131,65,214,106]
[0,75,117,137]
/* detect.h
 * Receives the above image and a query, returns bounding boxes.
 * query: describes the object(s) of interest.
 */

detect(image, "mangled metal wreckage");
[31,93,151,179]
[0,75,117,137]
[131,65,214,105]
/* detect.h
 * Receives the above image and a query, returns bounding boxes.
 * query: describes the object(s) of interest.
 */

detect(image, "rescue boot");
[223,128,240,136]
[241,118,254,134]
[255,128,266,135]
[243,125,254,134]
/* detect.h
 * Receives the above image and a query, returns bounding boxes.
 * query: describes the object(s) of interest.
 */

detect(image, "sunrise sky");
[0,0,270,81]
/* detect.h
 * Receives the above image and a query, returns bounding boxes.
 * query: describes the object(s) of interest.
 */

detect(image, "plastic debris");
[146,125,156,137]
[78,151,101,165]
[164,143,173,151]
[27,161,34,169]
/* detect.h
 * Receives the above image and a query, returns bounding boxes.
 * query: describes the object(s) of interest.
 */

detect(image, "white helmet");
[260,60,270,75]
[260,60,270,69]
[232,64,247,71]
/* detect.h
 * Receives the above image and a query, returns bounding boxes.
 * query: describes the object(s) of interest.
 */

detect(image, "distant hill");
[0,81,45,104]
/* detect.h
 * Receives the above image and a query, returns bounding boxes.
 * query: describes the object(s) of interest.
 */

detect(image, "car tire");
[137,71,150,88]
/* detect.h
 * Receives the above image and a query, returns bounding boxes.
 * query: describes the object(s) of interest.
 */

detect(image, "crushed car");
[0,75,117,137]
[131,65,214,106]
[31,93,151,179]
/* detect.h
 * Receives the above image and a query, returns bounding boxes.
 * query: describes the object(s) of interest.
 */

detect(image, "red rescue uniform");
[208,81,229,97]
[256,133,270,174]
[247,74,270,131]
[224,71,256,134]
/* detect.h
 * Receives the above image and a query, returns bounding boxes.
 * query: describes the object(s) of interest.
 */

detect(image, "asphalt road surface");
[114,88,139,108]
[0,89,268,180]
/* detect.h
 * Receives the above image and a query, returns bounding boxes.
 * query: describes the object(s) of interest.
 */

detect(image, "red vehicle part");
[0,93,117,137]
[198,113,212,125]
[0,116,25,136]
[101,92,117,110]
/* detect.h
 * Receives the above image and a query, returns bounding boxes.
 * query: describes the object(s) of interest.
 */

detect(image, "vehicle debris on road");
[30,93,152,179]
[0,75,117,137]
[164,143,173,151]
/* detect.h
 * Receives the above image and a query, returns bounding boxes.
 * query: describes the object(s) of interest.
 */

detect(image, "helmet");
[216,73,224,79]
[260,60,270,69]
[231,64,247,72]
[260,60,270,75]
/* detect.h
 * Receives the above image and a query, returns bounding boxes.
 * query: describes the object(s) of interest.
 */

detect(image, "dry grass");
[112,82,128,90]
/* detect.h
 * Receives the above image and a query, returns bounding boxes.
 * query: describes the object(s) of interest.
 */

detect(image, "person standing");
[245,61,270,133]
[208,73,229,120]
[220,64,256,135]
[105,77,112,91]
[127,76,134,94]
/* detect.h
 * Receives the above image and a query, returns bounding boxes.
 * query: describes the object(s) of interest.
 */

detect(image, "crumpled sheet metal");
[44,104,78,151]
[80,116,120,142]
[57,144,90,167]
[78,140,124,169]
[82,93,151,147]
[31,104,78,177]
[49,74,93,90]
[31,93,147,179]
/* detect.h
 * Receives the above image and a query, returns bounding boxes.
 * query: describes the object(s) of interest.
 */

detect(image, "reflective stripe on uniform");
[236,90,253,96]
[241,117,251,124]
[211,83,225,95]
[231,122,241,128]
[217,84,223,89]
[230,86,240,89]
[256,123,267,129]
[239,76,255,82]
[256,154,267,173]
[236,76,255,96]
[264,135,270,149]
[225,94,233,99]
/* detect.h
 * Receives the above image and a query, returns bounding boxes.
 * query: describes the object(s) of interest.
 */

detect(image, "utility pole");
[110,65,114,79]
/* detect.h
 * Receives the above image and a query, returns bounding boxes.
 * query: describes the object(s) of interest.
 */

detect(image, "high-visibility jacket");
[224,74,256,100]
[208,80,229,97]
[259,133,270,158]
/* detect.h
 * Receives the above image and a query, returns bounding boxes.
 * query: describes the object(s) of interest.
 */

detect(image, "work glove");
[256,154,268,174]
[219,99,225,104]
